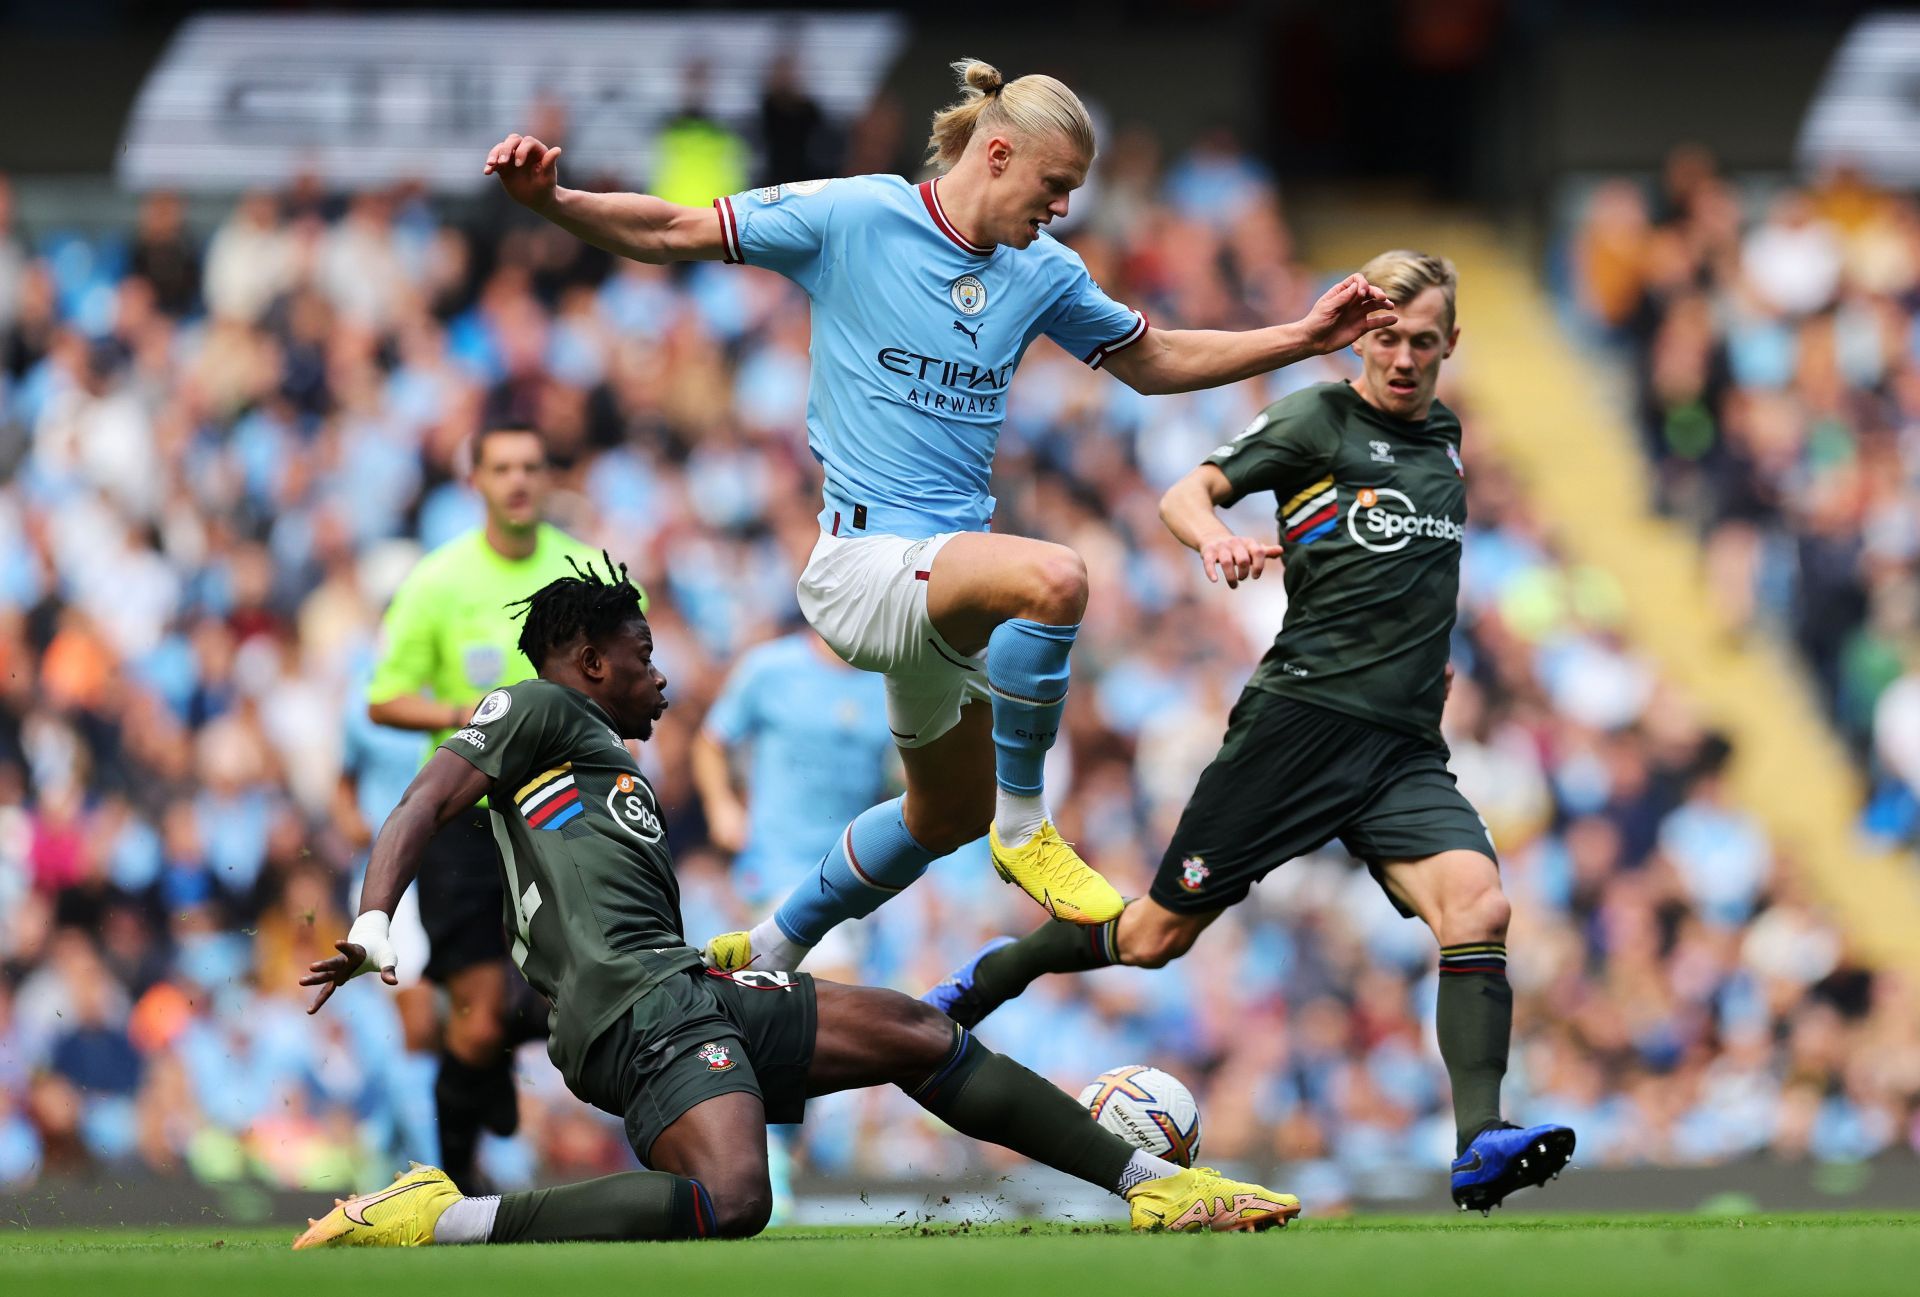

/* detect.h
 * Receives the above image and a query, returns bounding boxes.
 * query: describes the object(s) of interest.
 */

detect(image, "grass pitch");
[3,1214,1917,1297]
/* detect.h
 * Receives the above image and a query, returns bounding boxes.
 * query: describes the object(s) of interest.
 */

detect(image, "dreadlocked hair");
[509,550,647,667]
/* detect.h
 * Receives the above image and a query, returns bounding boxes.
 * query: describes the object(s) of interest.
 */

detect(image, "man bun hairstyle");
[925,58,1096,172]
[510,550,647,668]
[1357,249,1459,332]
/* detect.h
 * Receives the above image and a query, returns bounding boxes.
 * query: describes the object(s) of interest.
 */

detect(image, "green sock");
[906,1025,1134,1193]
[969,914,1123,1014]
[489,1170,714,1242]
[1436,942,1513,1154]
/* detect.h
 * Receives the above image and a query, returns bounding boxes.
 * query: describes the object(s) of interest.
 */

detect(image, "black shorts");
[570,968,818,1164]
[1149,690,1496,916]
[416,808,508,983]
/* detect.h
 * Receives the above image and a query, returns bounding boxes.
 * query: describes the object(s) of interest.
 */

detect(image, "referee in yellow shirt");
[367,425,634,1190]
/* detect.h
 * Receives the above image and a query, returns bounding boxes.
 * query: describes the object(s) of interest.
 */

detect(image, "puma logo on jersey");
[952,320,982,349]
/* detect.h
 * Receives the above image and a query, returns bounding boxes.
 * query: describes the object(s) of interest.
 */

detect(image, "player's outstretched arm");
[483,133,727,264]
[1159,465,1282,589]
[302,748,494,1014]
[1103,273,1397,395]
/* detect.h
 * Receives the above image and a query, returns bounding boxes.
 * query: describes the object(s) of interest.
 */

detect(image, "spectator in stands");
[128,191,200,320]
[758,53,836,186]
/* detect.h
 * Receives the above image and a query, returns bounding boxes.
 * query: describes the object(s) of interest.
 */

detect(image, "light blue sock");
[773,797,939,946]
[986,618,1079,797]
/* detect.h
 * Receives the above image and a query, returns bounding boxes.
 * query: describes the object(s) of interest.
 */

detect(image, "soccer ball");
[1077,1065,1202,1167]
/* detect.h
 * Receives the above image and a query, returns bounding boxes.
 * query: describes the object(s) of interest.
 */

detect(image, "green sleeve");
[438,683,555,794]
[1202,396,1339,506]
[367,565,438,705]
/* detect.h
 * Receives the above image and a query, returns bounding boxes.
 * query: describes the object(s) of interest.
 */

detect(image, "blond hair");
[925,59,1096,172]
[1359,250,1459,331]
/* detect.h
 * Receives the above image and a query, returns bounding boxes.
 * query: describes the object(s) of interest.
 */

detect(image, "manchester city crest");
[950,274,987,316]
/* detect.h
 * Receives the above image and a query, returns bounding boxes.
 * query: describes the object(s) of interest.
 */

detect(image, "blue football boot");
[1451,1122,1576,1214]
[922,936,1016,1029]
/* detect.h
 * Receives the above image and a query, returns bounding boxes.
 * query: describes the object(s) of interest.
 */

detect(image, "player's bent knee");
[874,991,961,1075]
[711,1187,772,1239]
[1119,923,1196,969]
[444,1007,509,1063]
[1023,547,1089,623]
[1470,888,1512,941]
[1435,874,1510,944]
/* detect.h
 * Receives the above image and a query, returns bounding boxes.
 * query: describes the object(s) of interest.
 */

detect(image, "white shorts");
[795,530,989,748]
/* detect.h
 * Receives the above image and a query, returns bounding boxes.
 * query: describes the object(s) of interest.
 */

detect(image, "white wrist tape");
[346,910,396,976]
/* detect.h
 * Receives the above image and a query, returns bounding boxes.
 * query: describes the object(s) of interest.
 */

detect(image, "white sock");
[749,916,813,972]
[432,1194,499,1244]
[992,790,1048,847]
[1116,1149,1183,1197]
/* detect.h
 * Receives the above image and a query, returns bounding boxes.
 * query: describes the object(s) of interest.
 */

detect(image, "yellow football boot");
[703,930,755,972]
[988,823,1124,924]
[1126,1165,1301,1233]
[292,1163,462,1250]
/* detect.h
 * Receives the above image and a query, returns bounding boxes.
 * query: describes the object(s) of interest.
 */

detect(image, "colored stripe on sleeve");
[515,763,573,805]
[531,799,582,831]
[525,784,581,829]
[712,197,742,264]
[1282,477,1337,519]
[1084,311,1149,369]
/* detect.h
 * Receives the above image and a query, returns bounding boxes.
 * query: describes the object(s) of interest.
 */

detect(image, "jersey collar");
[918,178,994,258]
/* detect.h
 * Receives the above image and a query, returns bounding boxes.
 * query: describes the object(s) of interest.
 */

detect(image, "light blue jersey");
[702,633,895,902]
[715,175,1147,538]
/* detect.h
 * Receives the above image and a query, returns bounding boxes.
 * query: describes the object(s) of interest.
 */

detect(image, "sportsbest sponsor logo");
[1347,487,1464,553]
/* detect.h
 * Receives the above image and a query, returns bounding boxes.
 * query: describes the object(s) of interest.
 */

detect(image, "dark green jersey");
[1203,381,1466,743]
[440,679,701,1085]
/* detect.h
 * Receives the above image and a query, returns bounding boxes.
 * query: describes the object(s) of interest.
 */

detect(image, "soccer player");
[925,252,1576,1214]
[295,559,1300,1246]
[482,58,1395,972]
[692,628,891,925]
[365,425,613,1190]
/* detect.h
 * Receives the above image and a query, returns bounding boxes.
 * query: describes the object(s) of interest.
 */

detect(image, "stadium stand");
[2,122,1917,1207]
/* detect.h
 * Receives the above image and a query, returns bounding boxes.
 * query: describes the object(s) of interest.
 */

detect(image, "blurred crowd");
[2,101,1916,1209]
[1572,149,1920,852]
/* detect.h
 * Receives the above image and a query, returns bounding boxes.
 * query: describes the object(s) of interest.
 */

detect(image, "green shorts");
[569,967,818,1164]
[1150,689,1495,916]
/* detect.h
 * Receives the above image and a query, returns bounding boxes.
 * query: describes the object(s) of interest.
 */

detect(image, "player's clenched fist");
[483,133,563,210]
[1199,535,1283,588]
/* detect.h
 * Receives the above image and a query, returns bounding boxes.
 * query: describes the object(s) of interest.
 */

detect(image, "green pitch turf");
[3,1215,1917,1296]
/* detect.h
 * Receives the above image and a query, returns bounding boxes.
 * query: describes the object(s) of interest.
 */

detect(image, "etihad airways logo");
[875,347,1013,415]
[876,349,1012,388]
[1347,487,1464,553]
